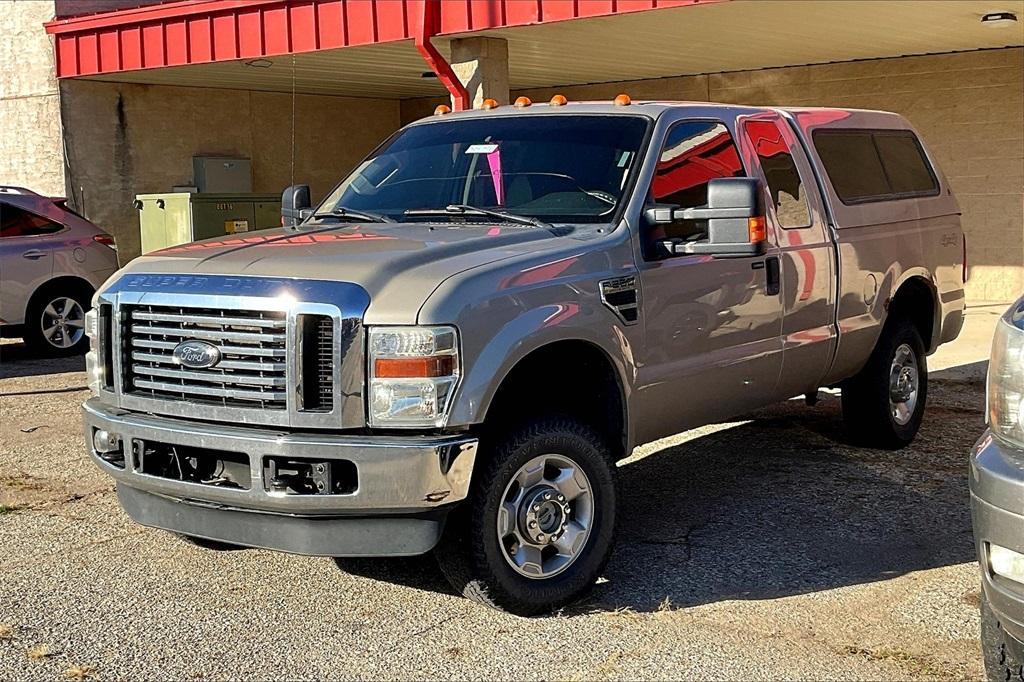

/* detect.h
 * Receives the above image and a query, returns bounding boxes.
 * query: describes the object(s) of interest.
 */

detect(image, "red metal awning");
[44,0,707,79]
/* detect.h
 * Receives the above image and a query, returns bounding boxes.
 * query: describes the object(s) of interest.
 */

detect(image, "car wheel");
[841,317,928,449]
[981,590,1024,682]
[435,417,617,616]
[24,287,91,357]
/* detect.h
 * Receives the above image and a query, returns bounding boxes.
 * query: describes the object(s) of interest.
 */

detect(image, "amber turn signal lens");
[374,356,456,379]
[434,104,451,115]
[514,96,532,108]
[481,98,499,110]
[748,216,767,243]
[549,94,568,106]
[613,93,632,106]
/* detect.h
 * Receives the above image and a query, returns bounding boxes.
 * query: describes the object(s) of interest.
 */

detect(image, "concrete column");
[450,36,509,109]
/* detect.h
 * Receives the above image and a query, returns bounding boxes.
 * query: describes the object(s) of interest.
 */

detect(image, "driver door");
[631,118,785,444]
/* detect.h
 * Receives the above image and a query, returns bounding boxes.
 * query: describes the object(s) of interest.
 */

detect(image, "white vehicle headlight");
[84,308,101,396]
[987,303,1024,447]
[368,326,460,428]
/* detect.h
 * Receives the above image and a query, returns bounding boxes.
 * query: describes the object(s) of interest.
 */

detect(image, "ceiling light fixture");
[244,59,274,68]
[981,11,1018,27]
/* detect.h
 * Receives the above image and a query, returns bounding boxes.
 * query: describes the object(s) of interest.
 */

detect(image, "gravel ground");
[0,328,991,681]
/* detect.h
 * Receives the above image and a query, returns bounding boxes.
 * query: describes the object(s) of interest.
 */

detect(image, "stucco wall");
[404,47,1024,303]
[60,80,401,260]
[0,0,65,197]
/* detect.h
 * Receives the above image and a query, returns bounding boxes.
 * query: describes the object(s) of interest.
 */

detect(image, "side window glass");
[650,120,744,240]
[874,132,938,195]
[813,131,890,202]
[743,120,811,229]
[0,204,62,238]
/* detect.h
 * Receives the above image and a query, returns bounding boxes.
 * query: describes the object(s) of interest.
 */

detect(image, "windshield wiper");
[313,206,392,223]
[404,204,551,229]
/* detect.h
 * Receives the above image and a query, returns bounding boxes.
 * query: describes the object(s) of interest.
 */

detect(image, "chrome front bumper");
[970,431,1024,645]
[83,398,478,556]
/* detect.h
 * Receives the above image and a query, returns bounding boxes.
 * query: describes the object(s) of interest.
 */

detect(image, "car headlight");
[368,326,460,428]
[84,308,101,396]
[987,301,1024,447]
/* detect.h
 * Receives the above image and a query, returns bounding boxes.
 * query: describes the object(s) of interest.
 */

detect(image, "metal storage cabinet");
[136,192,281,254]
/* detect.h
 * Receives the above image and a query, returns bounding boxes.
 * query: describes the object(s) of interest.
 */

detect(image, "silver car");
[0,186,119,356]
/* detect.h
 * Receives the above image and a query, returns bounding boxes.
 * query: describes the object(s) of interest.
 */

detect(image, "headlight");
[987,302,1024,446]
[368,326,460,428]
[85,308,101,396]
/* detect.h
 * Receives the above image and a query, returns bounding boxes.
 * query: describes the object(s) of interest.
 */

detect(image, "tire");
[23,284,91,357]
[841,317,927,449]
[434,417,617,616]
[176,533,244,552]
[981,591,1024,682]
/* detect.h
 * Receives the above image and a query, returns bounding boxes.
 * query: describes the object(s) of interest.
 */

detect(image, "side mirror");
[645,177,766,257]
[281,184,312,227]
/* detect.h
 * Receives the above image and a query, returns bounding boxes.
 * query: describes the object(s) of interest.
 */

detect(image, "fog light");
[990,544,1024,585]
[93,429,121,455]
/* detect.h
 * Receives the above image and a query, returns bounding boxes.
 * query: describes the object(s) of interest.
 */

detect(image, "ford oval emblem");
[172,340,222,369]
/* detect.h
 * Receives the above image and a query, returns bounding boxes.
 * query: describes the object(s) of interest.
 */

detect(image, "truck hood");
[117,221,588,324]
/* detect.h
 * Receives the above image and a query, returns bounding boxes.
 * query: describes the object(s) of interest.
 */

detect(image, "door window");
[649,120,744,242]
[743,120,811,229]
[0,204,63,238]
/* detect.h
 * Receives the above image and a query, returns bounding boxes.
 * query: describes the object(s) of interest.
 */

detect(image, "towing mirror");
[281,184,313,227]
[645,177,766,258]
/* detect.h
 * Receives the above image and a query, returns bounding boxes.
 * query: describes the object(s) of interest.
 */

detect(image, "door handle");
[765,256,781,296]
[21,249,48,260]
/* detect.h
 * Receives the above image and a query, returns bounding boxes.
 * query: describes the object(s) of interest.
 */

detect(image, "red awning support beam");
[416,0,470,111]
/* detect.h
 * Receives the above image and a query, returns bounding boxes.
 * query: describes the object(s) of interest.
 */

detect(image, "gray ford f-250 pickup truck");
[83,98,965,615]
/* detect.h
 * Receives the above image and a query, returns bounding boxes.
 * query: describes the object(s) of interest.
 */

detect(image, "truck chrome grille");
[123,305,289,410]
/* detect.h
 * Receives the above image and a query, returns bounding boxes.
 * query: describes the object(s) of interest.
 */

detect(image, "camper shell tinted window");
[812,129,939,205]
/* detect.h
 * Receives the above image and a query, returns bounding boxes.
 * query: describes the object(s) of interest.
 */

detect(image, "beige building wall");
[405,47,1024,304]
[0,0,65,197]
[60,80,401,260]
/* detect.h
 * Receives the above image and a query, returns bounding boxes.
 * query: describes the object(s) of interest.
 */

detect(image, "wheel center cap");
[519,487,570,545]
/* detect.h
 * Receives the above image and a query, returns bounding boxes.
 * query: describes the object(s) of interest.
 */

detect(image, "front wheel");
[841,318,928,449]
[435,418,617,616]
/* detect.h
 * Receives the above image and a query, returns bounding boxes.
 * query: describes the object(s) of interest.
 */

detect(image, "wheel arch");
[24,275,96,321]
[887,271,939,353]
[478,337,630,462]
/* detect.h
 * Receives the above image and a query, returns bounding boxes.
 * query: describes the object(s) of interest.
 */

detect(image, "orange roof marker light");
[614,93,632,106]
[434,104,451,115]
[514,96,532,108]
[549,94,568,106]
[480,98,499,110]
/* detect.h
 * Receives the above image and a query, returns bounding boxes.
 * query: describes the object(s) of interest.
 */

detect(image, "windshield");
[315,115,650,224]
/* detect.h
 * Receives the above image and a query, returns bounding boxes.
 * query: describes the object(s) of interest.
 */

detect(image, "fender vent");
[600,276,639,324]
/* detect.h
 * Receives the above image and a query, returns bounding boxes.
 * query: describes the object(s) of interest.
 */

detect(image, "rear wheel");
[841,318,927,449]
[24,286,91,357]
[435,418,617,616]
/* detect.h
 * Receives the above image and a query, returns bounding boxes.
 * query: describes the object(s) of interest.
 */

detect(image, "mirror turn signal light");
[614,93,632,106]
[748,216,767,243]
[549,94,568,106]
[480,98,499,110]
[434,104,451,115]
[514,96,532,108]
[374,356,456,378]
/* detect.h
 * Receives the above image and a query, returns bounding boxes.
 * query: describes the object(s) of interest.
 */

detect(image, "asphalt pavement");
[0,305,1003,680]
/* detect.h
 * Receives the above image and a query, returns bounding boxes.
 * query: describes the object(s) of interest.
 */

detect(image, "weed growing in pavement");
[64,664,98,680]
[26,644,53,661]
[0,624,14,641]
